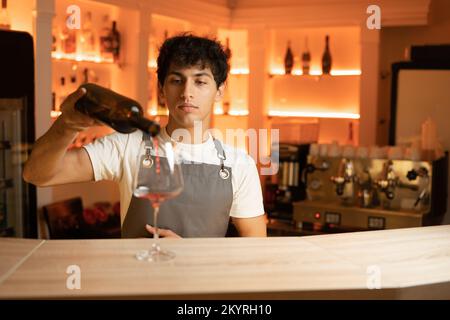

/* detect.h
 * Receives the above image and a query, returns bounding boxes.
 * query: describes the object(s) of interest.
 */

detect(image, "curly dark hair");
[157,33,230,89]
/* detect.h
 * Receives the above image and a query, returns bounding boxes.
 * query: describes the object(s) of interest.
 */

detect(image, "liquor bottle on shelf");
[301,37,311,75]
[224,37,232,61]
[156,30,169,113]
[110,21,121,63]
[82,68,99,84]
[70,63,78,85]
[82,68,89,84]
[61,14,77,54]
[0,0,11,30]
[75,83,160,136]
[58,77,67,109]
[52,92,56,112]
[99,15,113,61]
[346,121,354,146]
[284,41,294,75]
[222,37,232,115]
[222,83,231,115]
[79,11,96,57]
[321,35,332,75]
[51,25,60,53]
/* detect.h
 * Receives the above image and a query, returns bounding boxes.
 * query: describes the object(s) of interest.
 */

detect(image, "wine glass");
[133,138,184,262]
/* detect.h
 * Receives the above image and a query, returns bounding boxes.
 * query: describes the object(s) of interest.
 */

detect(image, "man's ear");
[215,83,225,102]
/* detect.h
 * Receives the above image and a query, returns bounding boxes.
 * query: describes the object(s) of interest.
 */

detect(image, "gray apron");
[121,132,233,238]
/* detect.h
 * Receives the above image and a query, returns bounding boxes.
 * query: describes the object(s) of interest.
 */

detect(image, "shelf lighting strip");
[270,69,361,76]
[52,52,114,64]
[268,110,360,119]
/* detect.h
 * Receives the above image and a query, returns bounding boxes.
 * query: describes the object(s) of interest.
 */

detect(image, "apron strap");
[142,132,153,166]
[212,137,230,180]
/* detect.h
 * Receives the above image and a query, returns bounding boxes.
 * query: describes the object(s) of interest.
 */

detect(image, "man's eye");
[196,80,207,85]
[170,79,182,84]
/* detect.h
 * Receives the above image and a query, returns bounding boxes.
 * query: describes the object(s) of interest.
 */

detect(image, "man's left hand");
[145,224,182,238]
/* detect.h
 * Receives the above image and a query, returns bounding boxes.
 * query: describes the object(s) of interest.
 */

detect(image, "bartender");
[23,34,267,238]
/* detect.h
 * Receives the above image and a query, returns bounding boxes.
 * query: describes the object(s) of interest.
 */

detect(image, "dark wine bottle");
[110,21,120,63]
[224,37,232,60]
[284,41,294,75]
[322,35,332,75]
[301,37,311,75]
[75,83,160,136]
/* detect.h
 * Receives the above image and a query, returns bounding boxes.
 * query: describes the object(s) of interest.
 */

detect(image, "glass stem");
[152,205,161,252]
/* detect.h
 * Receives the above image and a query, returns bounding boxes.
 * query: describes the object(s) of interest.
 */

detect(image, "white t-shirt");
[83,127,265,225]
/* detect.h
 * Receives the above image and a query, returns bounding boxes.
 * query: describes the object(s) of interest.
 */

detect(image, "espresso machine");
[293,143,448,231]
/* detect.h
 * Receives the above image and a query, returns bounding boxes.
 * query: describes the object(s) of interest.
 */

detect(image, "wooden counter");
[0,225,449,299]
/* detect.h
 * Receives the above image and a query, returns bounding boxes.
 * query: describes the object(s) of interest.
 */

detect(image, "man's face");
[159,63,224,128]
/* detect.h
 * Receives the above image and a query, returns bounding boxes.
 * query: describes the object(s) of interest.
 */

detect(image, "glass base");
[135,248,175,262]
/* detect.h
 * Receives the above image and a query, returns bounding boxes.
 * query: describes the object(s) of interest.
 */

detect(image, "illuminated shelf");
[229,68,249,75]
[147,63,250,76]
[214,109,249,116]
[52,52,114,64]
[269,69,361,77]
[267,110,360,119]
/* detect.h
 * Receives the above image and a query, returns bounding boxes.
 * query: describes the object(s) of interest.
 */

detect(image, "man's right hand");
[59,87,102,132]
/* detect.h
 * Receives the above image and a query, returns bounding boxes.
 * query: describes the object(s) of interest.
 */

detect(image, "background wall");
[377,0,450,145]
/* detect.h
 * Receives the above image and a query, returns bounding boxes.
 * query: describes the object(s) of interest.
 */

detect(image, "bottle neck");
[2,0,7,10]
[130,114,160,137]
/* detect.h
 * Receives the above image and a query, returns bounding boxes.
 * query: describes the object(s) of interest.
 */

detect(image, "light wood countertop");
[0,225,449,299]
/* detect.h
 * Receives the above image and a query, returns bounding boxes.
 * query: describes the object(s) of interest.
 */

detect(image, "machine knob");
[407,169,418,181]
[385,190,395,200]
[305,164,316,174]
[336,184,344,196]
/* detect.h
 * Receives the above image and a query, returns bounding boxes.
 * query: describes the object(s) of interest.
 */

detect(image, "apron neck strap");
[141,132,228,165]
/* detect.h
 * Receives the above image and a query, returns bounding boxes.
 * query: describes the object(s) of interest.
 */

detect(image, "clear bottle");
[75,83,160,136]
[301,37,311,75]
[61,14,77,54]
[321,35,332,75]
[0,0,11,30]
[284,41,294,75]
[79,11,96,56]
[58,77,67,110]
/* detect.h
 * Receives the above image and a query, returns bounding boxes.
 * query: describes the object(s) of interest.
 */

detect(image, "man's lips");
[178,104,199,113]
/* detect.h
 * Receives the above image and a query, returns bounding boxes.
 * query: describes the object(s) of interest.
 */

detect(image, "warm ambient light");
[230,68,249,75]
[50,110,62,118]
[214,108,249,116]
[268,110,360,119]
[269,69,361,76]
[228,110,249,116]
[52,52,114,64]
[148,60,157,69]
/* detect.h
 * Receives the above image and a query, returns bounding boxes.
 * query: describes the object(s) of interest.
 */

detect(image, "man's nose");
[181,81,194,100]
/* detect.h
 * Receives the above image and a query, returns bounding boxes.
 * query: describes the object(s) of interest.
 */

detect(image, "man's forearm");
[23,116,79,185]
